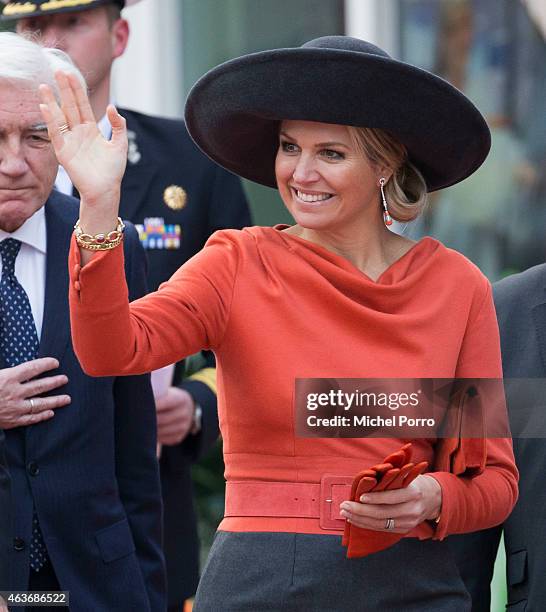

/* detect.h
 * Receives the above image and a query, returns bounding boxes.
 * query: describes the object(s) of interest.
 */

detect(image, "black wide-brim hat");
[185,36,491,192]
[1,0,139,21]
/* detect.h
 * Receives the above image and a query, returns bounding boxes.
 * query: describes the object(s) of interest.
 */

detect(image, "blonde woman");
[40,36,517,611]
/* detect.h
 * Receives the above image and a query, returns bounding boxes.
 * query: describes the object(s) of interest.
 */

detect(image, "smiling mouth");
[292,188,334,203]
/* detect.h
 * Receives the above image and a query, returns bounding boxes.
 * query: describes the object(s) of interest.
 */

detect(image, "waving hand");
[39,71,127,211]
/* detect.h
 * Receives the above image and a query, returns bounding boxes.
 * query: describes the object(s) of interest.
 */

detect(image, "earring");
[380,178,393,226]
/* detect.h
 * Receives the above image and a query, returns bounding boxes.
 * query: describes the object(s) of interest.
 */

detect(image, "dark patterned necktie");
[0,238,48,571]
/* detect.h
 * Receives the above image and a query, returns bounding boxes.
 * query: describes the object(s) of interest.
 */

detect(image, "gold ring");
[59,123,70,135]
[28,398,36,414]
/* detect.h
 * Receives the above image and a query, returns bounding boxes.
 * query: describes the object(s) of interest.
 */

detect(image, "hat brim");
[185,47,491,192]
[0,0,129,21]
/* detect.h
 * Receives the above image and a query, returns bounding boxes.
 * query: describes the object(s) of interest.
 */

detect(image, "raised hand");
[39,71,127,237]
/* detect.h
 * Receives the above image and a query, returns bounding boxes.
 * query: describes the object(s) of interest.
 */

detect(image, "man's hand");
[156,386,195,446]
[0,358,71,429]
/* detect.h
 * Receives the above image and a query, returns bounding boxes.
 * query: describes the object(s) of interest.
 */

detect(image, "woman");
[40,37,517,610]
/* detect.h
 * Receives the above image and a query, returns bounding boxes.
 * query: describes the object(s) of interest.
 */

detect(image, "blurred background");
[4,1,544,609]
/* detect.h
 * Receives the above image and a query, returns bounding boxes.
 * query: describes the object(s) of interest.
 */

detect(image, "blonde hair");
[348,126,428,222]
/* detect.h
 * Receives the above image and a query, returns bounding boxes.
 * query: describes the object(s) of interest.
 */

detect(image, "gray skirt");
[193,531,470,612]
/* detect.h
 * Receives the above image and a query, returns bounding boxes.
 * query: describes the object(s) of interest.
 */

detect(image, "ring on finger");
[28,398,36,414]
[59,123,70,134]
[385,518,395,530]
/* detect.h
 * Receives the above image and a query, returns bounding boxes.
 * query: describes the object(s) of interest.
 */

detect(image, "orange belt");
[224,475,353,531]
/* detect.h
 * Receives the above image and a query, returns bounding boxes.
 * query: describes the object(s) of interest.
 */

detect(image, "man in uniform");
[1,1,251,608]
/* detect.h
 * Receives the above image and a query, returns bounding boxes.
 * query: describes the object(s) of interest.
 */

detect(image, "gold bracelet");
[74,217,125,251]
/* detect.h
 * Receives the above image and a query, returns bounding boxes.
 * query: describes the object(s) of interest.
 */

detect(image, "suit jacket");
[0,433,9,590]
[4,192,166,611]
[118,108,251,603]
[450,263,546,612]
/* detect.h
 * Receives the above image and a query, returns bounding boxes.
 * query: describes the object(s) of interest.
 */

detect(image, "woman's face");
[275,120,381,232]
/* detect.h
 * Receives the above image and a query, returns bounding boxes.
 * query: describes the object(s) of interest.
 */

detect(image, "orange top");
[69,227,517,540]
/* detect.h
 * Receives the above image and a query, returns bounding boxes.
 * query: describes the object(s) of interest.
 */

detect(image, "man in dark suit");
[0,33,165,610]
[449,265,546,611]
[1,357,72,601]
[3,1,251,608]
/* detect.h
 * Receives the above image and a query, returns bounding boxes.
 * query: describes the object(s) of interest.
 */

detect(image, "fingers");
[16,409,56,428]
[9,357,60,383]
[157,407,191,428]
[24,394,71,416]
[343,512,413,534]
[157,418,192,445]
[344,498,418,520]
[155,396,172,412]
[33,394,72,411]
[55,71,80,128]
[341,494,425,534]
[39,71,97,152]
[39,85,66,154]
[68,72,95,123]
[357,483,420,506]
[3,394,70,430]
[107,104,127,148]
[23,374,68,397]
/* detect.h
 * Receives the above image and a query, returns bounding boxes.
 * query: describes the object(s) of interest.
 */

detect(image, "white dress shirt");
[55,112,113,196]
[0,207,47,339]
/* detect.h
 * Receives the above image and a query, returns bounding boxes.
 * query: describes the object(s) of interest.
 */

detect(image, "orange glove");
[341,444,410,547]
[342,443,429,558]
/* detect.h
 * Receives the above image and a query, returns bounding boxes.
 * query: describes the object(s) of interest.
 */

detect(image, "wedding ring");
[385,518,395,530]
[59,123,70,135]
[28,398,36,414]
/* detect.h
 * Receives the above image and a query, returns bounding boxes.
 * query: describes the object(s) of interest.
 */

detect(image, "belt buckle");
[319,475,353,531]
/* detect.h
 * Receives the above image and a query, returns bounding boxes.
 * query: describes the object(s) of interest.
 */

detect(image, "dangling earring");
[380,178,392,226]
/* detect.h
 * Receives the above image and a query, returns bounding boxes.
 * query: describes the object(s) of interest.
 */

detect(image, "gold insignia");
[163,185,187,211]
[41,0,94,11]
[3,2,38,15]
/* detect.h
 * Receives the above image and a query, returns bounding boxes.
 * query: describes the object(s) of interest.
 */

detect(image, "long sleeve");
[69,230,240,377]
[429,282,519,539]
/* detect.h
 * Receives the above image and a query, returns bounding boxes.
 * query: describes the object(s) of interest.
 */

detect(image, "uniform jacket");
[4,192,166,611]
[117,108,251,602]
[450,263,546,612]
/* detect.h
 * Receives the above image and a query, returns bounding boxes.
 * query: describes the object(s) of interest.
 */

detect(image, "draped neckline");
[270,224,441,287]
